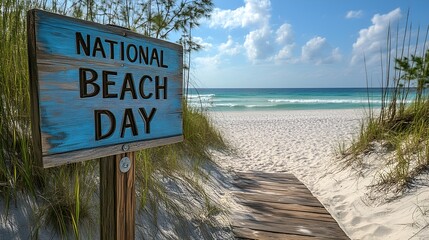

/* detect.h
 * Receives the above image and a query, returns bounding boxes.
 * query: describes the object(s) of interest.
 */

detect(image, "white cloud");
[192,36,212,51]
[276,23,293,44]
[346,10,363,19]
[301,36,342,64]
[209,0,270,29]
[243,23,299,63]
[351,8,402,64]
[195,36,242,68]
[219,36,241,56]
[273,44,295,61]
[243,26,274,62]
[194,55,221,69]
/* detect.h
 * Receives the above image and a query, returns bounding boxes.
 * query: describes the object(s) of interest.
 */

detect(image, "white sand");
[0,159,235,239]
[210,109,429,240]
[2,108,429,239]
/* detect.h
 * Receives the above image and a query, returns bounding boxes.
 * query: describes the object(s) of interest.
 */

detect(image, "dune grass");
[1,0,227,238]
[1,0,39,211]
[342,17,429,194]
[134,103,226,235]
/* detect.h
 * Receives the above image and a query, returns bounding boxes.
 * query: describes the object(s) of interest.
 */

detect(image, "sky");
[189,0,429,88]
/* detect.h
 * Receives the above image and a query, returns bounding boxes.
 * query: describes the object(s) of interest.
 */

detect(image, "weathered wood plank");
[43,135,183,168]
[116,152,135,240]
[233,212,340,230]
[235,171,298,180]
[238,199,330,215]
[235,184,310,196]
[234,182,312,194]
[232,218,347,239]
[234,192,324,208]
[234,189,321,201]
[233,176,309,189]
[100,155,116,239]
[237,201,336,222]
[235,174,302,183]
[27,9,43,168]
[234,177,307,187]
[27,9,183,167]
[233,227,326,240]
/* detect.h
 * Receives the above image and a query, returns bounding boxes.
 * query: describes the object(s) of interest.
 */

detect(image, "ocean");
[187,88,389,111]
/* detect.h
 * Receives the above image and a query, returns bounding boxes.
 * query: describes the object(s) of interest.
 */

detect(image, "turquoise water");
[187,88,393,111]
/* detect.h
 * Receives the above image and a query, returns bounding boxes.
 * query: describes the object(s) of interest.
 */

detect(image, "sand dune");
[210,109,429,240]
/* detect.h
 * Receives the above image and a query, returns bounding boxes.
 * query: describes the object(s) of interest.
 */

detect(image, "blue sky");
[189,0,429,88]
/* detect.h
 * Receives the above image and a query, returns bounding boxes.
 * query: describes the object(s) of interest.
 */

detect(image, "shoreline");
[209,108,429,239]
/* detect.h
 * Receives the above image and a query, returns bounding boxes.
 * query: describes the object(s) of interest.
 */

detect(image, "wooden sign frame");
[27,9,183,168]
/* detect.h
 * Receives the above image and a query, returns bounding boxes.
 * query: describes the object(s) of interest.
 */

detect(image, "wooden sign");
[27,10,183,168]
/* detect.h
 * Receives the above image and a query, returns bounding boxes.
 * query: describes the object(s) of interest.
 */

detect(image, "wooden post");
[27,9,183,239]
[100,152,135,240]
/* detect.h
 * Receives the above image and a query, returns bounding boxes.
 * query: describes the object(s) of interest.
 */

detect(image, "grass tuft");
[342,17,429,195]
[31,162,97,238]
[135,101,227,236]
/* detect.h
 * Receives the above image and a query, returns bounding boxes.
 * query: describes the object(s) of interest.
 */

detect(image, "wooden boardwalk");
[231,172,349,239]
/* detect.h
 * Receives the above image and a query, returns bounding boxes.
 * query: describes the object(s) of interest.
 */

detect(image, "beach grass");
[343,17,429,193]
[0,0,225,238]
[1,0,38,210]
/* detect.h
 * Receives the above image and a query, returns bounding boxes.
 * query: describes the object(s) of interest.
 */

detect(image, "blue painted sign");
[27,10,183,168]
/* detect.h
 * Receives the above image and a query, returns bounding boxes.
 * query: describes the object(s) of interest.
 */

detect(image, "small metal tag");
[119,157,131,173]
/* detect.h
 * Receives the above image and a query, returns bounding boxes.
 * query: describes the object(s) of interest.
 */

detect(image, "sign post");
[27,9,183,239]
[100,153,135,239]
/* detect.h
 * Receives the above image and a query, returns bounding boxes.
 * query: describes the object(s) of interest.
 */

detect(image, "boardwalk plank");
[237,200,336,222]
[234,177,306,185]
[232,218,348,239]
[236,171,297,180]
[239,199,330,215]
[234,192,324,208]
[233,227,327,240]
[234,181,311,193]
